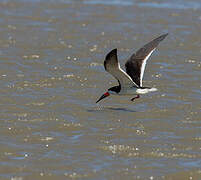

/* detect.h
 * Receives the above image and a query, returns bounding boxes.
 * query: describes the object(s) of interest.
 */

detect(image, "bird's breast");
[118,87,138,95]
[118,87,157,95]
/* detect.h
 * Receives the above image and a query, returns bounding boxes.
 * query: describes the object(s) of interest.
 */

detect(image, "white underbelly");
[118,87,138,95]
[118,87,157,95]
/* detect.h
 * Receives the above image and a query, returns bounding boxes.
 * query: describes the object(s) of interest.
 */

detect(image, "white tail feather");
[136,87,157,94]
[149,87,157,92]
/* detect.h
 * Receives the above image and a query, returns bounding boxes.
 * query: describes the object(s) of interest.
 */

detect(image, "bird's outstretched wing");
[125,33,168,87]
[104,49,138,88]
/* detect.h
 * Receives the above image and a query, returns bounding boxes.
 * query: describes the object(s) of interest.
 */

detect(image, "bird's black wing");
[125,33,168,87]
[104,49,138,88]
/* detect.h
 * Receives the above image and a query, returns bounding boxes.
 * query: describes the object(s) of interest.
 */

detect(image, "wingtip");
[159,33,168,41]
[109,48,117,55]
[105,48,117,60]
[163,33,169,37]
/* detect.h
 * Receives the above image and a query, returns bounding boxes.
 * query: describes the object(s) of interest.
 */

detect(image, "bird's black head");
[96,85,121,103]
[108,85,121,94]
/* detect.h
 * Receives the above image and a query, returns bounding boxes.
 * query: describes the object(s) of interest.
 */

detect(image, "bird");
[96,33,168,103]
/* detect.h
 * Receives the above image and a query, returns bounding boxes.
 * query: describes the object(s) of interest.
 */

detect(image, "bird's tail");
[148,87,157,92]
[136,87,157,94]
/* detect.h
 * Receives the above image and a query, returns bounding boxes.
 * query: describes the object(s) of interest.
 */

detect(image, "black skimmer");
[96,33,168,103]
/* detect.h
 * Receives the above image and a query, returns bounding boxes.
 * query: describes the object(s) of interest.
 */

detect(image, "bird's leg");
[131,95,140,101]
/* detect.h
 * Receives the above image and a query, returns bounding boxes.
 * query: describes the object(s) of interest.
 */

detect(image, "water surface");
[0,0,201,179]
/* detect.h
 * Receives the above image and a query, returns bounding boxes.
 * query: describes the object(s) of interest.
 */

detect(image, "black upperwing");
[125,33,168,87]
[104,48,138,88]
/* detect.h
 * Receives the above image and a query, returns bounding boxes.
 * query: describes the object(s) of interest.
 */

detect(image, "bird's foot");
[131,95,140,101]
